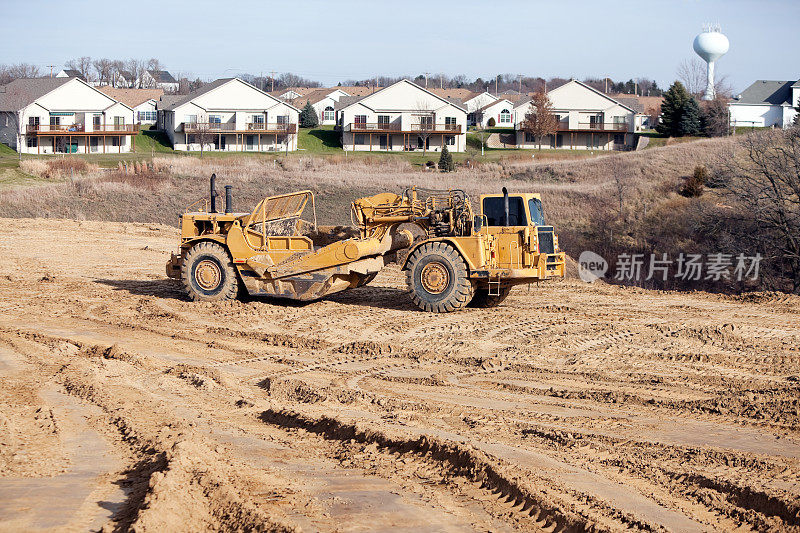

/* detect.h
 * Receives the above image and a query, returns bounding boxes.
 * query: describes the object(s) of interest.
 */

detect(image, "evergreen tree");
[299,100,318,128]
[438,144,454,172]
[657,81,691,137]
[679,97,702,136]
[795,95,800,127]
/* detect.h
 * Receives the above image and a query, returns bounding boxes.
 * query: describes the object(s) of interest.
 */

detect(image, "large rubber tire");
[181,242,239,302]
[468,286,512,308]
[406,242,474,313]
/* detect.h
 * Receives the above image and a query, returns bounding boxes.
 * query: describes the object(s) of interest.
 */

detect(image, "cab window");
[528,198,545,226]
[482,196,526,226]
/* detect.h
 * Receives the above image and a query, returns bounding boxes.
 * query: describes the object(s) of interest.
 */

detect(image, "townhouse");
[473,98,515,128]
[337,79,467,152]
[157,78,300,152]
[142,70,179,92]
[728,79,799,128]
[0,77,136,154]
[98,87,163,125]
[513,80,640,150]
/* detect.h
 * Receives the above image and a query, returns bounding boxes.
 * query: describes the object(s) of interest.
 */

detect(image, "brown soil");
[0,218,798,532]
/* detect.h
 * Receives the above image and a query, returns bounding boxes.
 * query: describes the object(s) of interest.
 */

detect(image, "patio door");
[418,115,433,130]
[379,134,392,150]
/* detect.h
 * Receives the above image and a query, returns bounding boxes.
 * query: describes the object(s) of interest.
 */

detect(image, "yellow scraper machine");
[166,174,565,312]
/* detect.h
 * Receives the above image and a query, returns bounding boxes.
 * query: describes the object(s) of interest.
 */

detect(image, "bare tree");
[7,63,40,79]
[125,59,147,88]
[719,130,800,293]
[93,58,113,86]
[677,57,733,98]
[521,91,558,150]
[146,58,162,72]
[413,99,434,156]
[191,123,218,158]
[64,57,93,80]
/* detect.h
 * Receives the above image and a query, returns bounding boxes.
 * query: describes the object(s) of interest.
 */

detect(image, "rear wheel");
[406,242,473,313]
[182,242,239,302]
[468,286,512,308]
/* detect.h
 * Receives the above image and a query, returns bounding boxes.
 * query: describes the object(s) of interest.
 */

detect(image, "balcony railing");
[348,122,462,133]
[26,124,137,134]
[349,122,402,132]
[555,122,628,132]
[183,122,297,133]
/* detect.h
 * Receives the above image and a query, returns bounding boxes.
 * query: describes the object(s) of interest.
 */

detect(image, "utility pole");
[270,70,276,92]
[259,71,264,91]
[517,74,522,95]
[423,72,430,88]
[440,74,443,89]
[47,65,55,78]
[495,76,498,95]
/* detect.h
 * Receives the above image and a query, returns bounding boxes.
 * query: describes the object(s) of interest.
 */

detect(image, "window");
[93,115,101,127]
[49,116,60,126]
[323,106,334,121]
[251,114,264,124]
[27,136,37,148]
[137,111,156,121]
[482,196,526,226]
[111,137,120,147]
[28,116,40,126]
[614,133,626,145]
[377,115,389,125]
[525,132,535,143]
[113,116,125,126]
[246,135,256,150]
[528,198,546,226]
[208,115,221,123]
[276,115,289,125]
[445,116,457,130]
[187,134,196,144]
[354,134,366,145]
[186,114,197,124]
[354,115,367,125]
[445,135,455,146]
[499,109,511,124]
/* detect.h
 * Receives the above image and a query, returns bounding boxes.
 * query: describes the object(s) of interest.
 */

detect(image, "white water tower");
[693,24,729,100]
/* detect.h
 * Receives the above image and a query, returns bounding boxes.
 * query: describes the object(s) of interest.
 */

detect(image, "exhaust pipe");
[210,173,218,213]
[225,185,233,214]
[502,186,509,226]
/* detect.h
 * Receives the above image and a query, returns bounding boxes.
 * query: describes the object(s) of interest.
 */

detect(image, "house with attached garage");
[0,77,136,154]
[513,79,640,150]
[157,78,300,152]
[98,87,164,125]
[473,98,515,129]
[728,79,799,129]
[336,79,467,152]
[288,88,351,125]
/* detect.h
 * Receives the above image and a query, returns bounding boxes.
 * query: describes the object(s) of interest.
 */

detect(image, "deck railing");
[183,122,297,133]
[348,122,461,133]
[349,122,402,132]
[26,123,137,133]
[555,122,628,132]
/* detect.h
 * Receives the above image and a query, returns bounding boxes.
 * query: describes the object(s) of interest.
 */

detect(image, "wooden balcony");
[26,124,137,135]
[183,122,297,134]
[348,123,462,134]
[555,122,628,132]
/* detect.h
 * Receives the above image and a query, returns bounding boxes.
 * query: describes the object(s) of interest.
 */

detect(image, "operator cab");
[479,192,546,227]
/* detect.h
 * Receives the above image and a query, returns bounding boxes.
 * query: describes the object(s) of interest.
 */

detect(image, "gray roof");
[615,97,645,113]
[733,80,796,106]
[334,95,366,112]
[61,69,86,80]
[149,70,177,84]
[0,77,73,111]
[157,94,183,110]
[160,78,298,112]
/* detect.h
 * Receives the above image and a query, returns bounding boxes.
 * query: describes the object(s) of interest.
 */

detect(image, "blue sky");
[2,0,797,92]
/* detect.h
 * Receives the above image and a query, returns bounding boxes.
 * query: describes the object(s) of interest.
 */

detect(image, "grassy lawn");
[640,132,705,149]
[297,125,341,154]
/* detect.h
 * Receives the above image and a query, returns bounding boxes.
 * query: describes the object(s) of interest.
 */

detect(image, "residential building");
[157,78,300,152]
[337,79,467,152]
[142,70,179,92]
[56,69,86,81]
[98,87,164,125]
[0,77,136,154]
[287,88,351,125]
[728,79,799,128]
[113,70,136,88]
[473,98,515,129]
[610,94,664,129]
[463,91,499,125]
[513,80,640,150]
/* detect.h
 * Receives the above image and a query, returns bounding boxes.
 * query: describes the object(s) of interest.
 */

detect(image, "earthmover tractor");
[166,175,565,312]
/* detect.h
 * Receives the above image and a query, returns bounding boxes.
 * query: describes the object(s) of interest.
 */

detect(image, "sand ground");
[0,218,797,532]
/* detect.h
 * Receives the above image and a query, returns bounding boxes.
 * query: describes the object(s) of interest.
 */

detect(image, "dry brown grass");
[20,158,99,180]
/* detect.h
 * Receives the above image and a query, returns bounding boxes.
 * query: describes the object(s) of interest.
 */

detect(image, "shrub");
[681,165,707,197]
[438,145,454,172]
[20,158,98,179]
[487,117,496,128]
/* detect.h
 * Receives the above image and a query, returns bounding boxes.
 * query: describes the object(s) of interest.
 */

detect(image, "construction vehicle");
[166,174,565,312]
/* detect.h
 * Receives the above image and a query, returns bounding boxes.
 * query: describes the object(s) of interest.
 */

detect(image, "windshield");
[482,196,526,226]
[528,198,545,226]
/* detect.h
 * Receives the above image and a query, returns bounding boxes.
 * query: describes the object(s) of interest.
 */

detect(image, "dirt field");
[0,218,798,532]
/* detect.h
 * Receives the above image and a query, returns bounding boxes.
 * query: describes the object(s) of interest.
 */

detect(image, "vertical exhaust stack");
[225,185,233,214]
[210,174,218,213]
[502,187,509,226]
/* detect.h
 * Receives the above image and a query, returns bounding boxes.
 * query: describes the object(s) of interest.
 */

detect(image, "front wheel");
[406,242,473,313]
[181,242,239,302]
